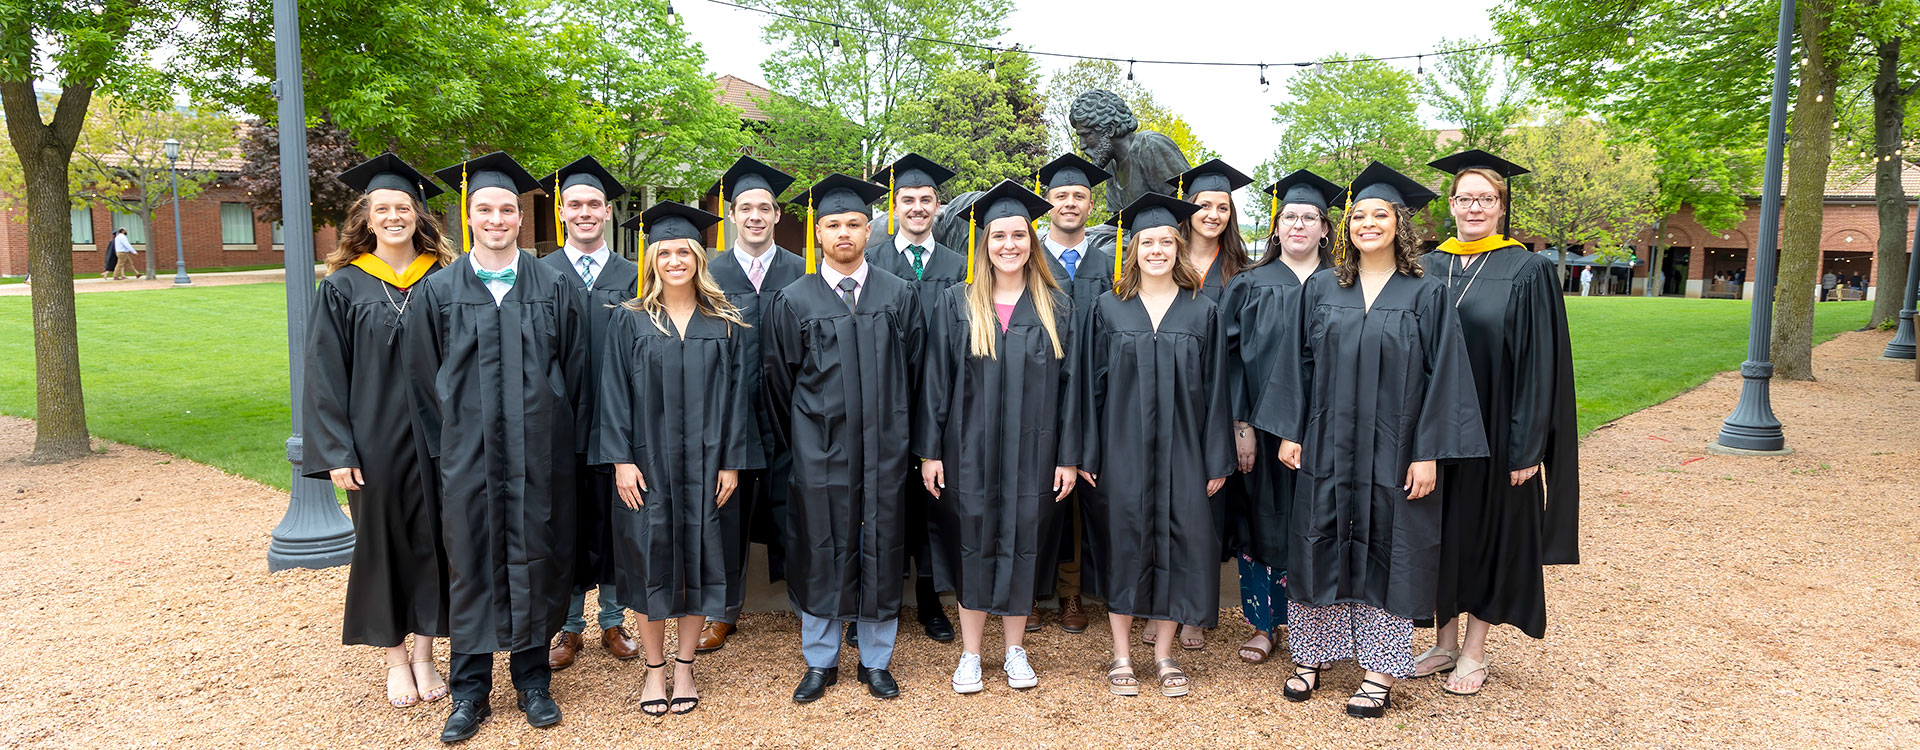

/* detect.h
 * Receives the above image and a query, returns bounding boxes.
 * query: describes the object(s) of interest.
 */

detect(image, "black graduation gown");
[1040,240,1113,579]
[762,269,926,622]
[538,248,639,591]
[1249,270,1487,621]
[1080,290,1235,627]
[592,308,764,620]
[914,284,1081,615]
[1421,247,1580,639]
[303,262,449,647]
[1194,252,1230,302]
[709,246,806,583]
[1220,259,1321,570]
[405,252,588,654]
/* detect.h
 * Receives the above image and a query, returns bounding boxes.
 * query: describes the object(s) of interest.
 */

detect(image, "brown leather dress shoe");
[548,631,583,670]
[696,621,735,653]
[602,625,640,660]
[1059,594,1089,633]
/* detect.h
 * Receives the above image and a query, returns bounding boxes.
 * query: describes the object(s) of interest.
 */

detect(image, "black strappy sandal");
[1283,662,1322,702]
[640,660,669,717]
[669,657,700,715]
[1345,678,1392,719]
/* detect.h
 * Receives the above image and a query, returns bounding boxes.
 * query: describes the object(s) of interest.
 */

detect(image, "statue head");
[1068,89,1138,169]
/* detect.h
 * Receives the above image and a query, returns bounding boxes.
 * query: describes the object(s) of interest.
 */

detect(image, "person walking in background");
[111,228,138,280]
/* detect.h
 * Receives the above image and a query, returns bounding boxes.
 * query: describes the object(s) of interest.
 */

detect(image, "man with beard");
[416,151,588,743]
[862,153,961,644]
[1067,89,1191,214]
[536,156,641,671]
[697,155,805,653]
[765,174,926,702]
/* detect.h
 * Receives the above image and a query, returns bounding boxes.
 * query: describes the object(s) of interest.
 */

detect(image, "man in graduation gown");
[861,153,961,643]
[696,155,805,653]
[411,151,588,743]
[535,156,641,669]
[764,174,925,702]
[1028,153,1114,635]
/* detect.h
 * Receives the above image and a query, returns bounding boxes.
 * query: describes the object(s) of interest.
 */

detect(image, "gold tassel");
[636,218,647,298]
[887,170,895,235]
[1269,191,1279,236]
[718,192,727,251]
[965,205,976,285]
[1033,175,1041,197]
[460,162,469,254]
[1176,176,1184,201]
[1113,214,1124,282]
[804,189,816,274]
[1332,187,1351,267]
[553,183,562,251]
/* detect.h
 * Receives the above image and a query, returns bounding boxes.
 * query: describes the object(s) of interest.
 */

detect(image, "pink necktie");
[748,256,765,291]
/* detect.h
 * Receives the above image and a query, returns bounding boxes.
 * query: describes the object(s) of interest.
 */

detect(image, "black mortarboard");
[967,179,1056,230]
[433,151,543,197]
[1427,149,1531,179]
[540,155,628,201]
[795,173,888,219]
[1102,192,1203,282]
[338,153,442,202]
[1035,152,1112,191]
[873,153,956,190]
[1168,158,1253,198]
[706,155,795,203]
[622,200,719,245]
[1346,161,1438,210]
[1263,169,1345,213]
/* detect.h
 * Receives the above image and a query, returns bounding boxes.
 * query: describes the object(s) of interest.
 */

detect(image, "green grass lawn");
[0,285,1876,489]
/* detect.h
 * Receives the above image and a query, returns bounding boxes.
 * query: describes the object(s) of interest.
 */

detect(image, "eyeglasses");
[1450,195,1501,209]
[1277,212,1323,226]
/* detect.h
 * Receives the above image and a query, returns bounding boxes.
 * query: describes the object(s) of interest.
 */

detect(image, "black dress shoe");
[857,666,901,699]
[516,688,561,728]
[921,611,955,642]
[843,622,858,648]
[440,699,491,744]
[792,667,838,703]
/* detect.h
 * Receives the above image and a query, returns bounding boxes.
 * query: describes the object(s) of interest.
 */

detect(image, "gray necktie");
[837,276,858,312]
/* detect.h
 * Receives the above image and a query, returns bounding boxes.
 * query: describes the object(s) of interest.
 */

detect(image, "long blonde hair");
[620,238,749,332]
[325,191,453,273]
[966,224,1064,360]
[1113,228,1202,300]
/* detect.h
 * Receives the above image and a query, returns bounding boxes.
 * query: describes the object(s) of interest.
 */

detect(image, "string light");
[1416,55,1424,76]
[666,1,675,18]
[1258,63,1268,90]
[1127,59,1135,81]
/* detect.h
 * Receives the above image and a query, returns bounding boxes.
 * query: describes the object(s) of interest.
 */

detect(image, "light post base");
[1882,309,1915,360]
[266,436,354,572]
[1706,441,1794,457]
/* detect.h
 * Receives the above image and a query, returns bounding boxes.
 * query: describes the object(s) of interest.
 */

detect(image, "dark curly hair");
[1068,89,1138,136]
[1331,201,1424,287]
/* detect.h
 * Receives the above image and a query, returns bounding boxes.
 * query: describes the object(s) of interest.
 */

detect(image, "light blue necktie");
[1061,248,1080,280]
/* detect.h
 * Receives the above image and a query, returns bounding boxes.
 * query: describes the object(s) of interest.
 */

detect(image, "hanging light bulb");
[1127,60,1135,81]
[1523,43,1532,64]
[834,35,842,49]
[666,1,675,18]
[1259,63,1268,90]
[1626,32,1635,46]
[1416,55,1424,76]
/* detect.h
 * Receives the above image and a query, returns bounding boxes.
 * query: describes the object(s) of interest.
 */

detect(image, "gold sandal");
[410,658,448,702]
[1104,657,1139,697]
[1153,657,1190,698]
[385,663,419,708]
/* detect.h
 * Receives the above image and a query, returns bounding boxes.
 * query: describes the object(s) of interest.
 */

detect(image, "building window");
[70,208,94,245]
[112,211,147,245]
[272,221,284,246]
[221,203,255,245]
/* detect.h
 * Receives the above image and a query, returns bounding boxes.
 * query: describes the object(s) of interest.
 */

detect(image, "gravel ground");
[1,330,1915,749]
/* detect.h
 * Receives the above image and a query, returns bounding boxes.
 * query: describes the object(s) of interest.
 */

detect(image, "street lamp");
[163,138,192,286]
[1881,203,1919,360]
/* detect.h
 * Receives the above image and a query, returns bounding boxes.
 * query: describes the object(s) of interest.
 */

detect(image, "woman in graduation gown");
[916,181,1080,693]
[595,202,764,716]
[1080,192,1234,698]
[1217,169,1340,665]
[302,153,455,708]
[1253,162,1487,719]
[1415,150,1580,696]
[1168,159,1256,304]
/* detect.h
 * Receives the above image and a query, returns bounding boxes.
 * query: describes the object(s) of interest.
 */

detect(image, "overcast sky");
[675,0,1505,173]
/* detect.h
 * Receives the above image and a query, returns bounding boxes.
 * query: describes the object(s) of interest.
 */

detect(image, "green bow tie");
[475,267,516,285]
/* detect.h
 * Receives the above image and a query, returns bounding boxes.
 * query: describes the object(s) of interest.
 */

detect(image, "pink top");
[995,302,1016,331]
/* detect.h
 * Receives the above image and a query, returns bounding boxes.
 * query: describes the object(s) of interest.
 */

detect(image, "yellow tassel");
[554,184,562,251]
[636,218,646,298]
[1332,187,1352,267]
[965,205,976,285]
[1269,191,1279,236]
[1113,214,1124,282]
[718,192,726,251]
[887,170,895,235]
[460,162,469,254]
[1176,176,1184,201]
[1033,175,1041,197]
[804,189,816,274]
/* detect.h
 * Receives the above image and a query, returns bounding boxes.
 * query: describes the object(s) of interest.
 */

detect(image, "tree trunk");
[141,207,157,280]
[1,82,94,461]
[1769,1,1839,381]
[1868,37,1910,328]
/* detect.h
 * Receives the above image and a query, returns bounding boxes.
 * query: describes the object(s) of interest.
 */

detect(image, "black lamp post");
[1881,199,1919,360]
[163,138,191,286]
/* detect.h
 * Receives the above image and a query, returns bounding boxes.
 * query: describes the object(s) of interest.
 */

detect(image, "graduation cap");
[1101,192,1201,282]
[705,156,796,252]
[873,153,955,234]
[433,151,543,252]
[1033,152,1112,195]
[1428,148,1530,238]
[540,156,628,250]
[794,173,889,274]
[1261,169,1344,233]
[1345,161,1438,211]
[959,180,1056,283]
[337,153,442,202]
[620,201,720,296]
[1168,158,1253,200]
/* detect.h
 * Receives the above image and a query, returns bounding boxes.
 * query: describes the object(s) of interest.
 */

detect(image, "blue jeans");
[562,586,625,633]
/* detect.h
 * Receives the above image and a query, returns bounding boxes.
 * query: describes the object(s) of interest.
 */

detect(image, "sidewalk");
[0,265,321,297]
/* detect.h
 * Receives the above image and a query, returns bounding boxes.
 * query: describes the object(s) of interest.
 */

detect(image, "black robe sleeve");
[1053,292,1082,469]
[402,279,446,460]
[558,279,591,455]
[591,311,640,467]
[760,291,800,457]
[912,290,956,462]
[1510,258,1581,564]
[302,281,359,476]
[1079,299,1109,478]
[1247,278,1314,444]
[1412,282,1490,463]
[1200,301,1236,480]
[1219,274,1254,423]
[723,319,767,472]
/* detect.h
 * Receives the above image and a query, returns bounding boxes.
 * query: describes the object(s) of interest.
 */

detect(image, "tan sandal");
[1239,630,1275,664]
[1412,644,1460,678]
[1153,657,1190,698]
[1442,653,1490,696]
[410,658,448,702]
[1178,624,1206,651]
[385,663,419,708]
[1104,657,1139,697]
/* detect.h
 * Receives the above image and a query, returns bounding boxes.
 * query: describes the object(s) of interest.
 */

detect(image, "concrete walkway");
[0,265,321,297]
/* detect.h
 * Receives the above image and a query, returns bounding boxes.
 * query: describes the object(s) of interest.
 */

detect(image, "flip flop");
[1412,644,1460,678]
[1442,653,1490,696]
[1238,631,1274,664]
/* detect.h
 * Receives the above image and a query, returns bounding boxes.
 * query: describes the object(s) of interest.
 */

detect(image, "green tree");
[71,96,238,280]
[3,0,189,461]
[1506,116,1660,286]
[1423,37,1531,154]
[1253,55,1434,232]
[897,50,1047,194]
[746,0,1010,177]
[752,91,866,192]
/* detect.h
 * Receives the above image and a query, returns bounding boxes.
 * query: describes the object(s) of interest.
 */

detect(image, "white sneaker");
[953,651,984,694]
[1004,645,1038,689]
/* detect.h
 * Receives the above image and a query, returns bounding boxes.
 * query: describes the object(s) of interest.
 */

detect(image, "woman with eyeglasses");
[1414,150,1580,698]
[1218,170,1340,666]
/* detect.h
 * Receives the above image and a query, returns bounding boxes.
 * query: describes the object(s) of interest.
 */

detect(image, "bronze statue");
[1068,89,1192,214]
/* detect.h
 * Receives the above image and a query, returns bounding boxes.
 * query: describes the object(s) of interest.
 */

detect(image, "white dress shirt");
[473,252,520,306]
[562,243,610,287]
[818,260,871,307]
